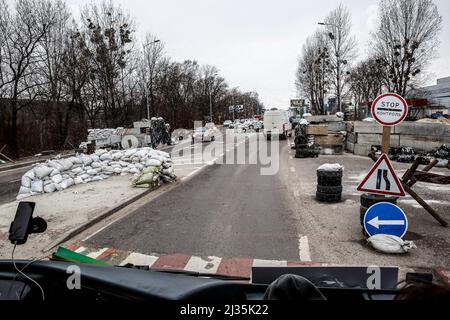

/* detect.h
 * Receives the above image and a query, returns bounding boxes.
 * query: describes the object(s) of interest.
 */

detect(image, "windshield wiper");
[118,264,250,281]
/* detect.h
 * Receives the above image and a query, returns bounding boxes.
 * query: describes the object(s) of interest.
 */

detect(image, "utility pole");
[143,39,161,120]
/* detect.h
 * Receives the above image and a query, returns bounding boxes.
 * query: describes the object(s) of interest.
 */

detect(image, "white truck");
[263,110,292,140]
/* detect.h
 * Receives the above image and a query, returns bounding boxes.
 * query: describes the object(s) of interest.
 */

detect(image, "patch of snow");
[363,117,376,122]
[317,163,344,172]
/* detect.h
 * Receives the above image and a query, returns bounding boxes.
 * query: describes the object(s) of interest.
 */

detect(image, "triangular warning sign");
[357,154,406,197]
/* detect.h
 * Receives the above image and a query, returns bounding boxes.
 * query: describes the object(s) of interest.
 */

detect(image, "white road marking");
[86,248,109,259]
[252,259,287,267]
[119,252,159,267]
[184,256,222,274]
[75,246,86,254]
[180,166,205,182]
[298,236,312,262]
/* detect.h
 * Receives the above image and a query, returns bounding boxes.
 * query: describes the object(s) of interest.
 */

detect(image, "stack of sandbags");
[87,128,117,141]
[16,147,175,200]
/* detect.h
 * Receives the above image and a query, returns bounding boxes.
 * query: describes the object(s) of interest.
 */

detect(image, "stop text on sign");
[371,93,408,126]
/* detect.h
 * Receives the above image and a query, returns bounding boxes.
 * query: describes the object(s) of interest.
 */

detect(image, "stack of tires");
[316,167,343,203]
[360,194,398,236]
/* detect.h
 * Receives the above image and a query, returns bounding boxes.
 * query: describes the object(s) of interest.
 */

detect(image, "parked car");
[192,127,216,143]
[263,110,292,140]
[223,120,233,127]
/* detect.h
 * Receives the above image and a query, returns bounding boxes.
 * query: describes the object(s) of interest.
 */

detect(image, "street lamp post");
[143,39,161,120]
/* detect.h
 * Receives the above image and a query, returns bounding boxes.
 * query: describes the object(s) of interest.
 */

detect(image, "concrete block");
[320,145,344,155]
[394,122,450,137]
[354,144,373,156]
[354,122,394,134]
[345,121,354,133]
[307,125,328,136]
[399,136,450,152]
[328,121,347,132]
[315,134,344,146]
[306,115,342,123]
[357,134,400,147]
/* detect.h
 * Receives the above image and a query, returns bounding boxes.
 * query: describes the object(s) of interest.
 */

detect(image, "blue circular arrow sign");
[364,203,408,238]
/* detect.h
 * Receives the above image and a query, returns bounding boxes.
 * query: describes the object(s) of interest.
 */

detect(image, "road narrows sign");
[371,93,409,126]
[364,203,408,238]
[357,154,406,197]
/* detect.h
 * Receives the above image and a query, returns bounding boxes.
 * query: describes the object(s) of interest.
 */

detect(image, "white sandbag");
[74,177,84,185]
[69,157,83,165]
[90,154,100,162]
[18,186,31,195]
[100,174,110,179]
[95,149,107,156]
[33,165,53,179]
[24,170,35,180]
[84,178,92,183]
[50,168,60,177]
[54,183,63,191]
[100,153,112,161]
[71,167,84,174]
[87,169,98,176]
[114,168,123,174]
[103,166,115,173]
[91,162,102,169]
[21,176,32,188]
[156,150,170,159]
[134,150,148,159]
[367,234,416,254]
[31,180,44,193]
[129,168,140,175]
[131,157,140,163]
[80,154,93,165]
[134,163,144,170]
[80,174,90,180]
[109,161,120,166]
[146,159,162,167]
[119,161,129,167]
[43,180,53,186]
[92,176,103,182]
[51,174,63,184]
[124,149,137,158]
[47,160,64,172]
[60,178,74,190]
[112,152,123,161]
[151,155,167,163]
[436,159,449,168]
[59,159,74,171]
[44,183,57,193]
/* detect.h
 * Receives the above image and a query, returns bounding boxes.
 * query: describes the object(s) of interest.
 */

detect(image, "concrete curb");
[42,163,212,254]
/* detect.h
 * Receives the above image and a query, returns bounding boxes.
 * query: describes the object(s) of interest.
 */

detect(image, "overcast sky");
[65,0,450,108]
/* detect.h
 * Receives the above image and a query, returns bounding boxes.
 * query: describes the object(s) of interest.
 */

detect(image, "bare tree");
[372,0,442,96]
[323,4,357,112]
[0,0,50,156]
[296,31,330,115]
[348,57,384,107]
[81,0,134,127]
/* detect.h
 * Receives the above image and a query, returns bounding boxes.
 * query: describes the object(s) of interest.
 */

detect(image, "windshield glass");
[0,0,450,302]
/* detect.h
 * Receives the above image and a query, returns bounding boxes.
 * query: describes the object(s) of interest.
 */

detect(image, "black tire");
[316,191,342,203]
[317,185,343,194]
[317,170,343,178]
[317,175,342,186]
[360,206,369,227]
[360,193,398,208]
[296,144,308,149]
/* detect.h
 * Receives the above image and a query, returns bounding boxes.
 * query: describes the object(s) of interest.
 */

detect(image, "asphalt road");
[86,135,302,260]
[0,167,29,204]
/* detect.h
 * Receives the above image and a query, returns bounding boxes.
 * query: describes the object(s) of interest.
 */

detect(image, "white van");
[263,110,292,140]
